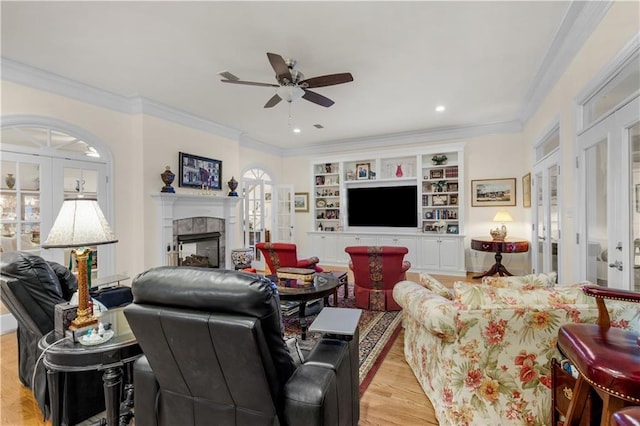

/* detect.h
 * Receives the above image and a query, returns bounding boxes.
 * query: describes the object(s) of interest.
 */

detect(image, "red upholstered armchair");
[345,246,410,311]
[557,285,640,425]
[255,242,322,274]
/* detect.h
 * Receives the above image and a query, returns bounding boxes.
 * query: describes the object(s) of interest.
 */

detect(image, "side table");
[471,237,529,279]
[38,308,142,426]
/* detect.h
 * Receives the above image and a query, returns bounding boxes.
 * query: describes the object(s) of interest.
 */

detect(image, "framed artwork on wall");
[179,152,222,189]
[471,178,516,207]
[522,172,531,208]
[294,192,309,212]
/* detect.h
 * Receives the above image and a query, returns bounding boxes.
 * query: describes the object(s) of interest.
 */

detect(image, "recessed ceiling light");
[293,128,301,133]
[435,105,446,112]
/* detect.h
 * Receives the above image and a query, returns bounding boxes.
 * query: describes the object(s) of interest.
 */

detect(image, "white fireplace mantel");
[151,193,242,268]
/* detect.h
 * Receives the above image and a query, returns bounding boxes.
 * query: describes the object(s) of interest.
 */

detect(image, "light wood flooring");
[0,272,462,426]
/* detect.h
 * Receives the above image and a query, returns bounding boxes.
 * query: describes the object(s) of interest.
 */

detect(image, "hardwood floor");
[0,272,461,426]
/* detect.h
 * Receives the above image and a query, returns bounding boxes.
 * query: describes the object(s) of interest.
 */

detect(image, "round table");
[471,237,529,279]
[38,308,142,426]
[274,273,341,340]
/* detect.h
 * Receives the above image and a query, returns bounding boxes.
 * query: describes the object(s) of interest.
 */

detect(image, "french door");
[274,184,294,242]
[242,177,267,271]
[578,96,639,290]
[532,151,561,279]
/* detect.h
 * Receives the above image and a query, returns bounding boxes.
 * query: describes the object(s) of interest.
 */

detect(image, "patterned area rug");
[282,282,402,395]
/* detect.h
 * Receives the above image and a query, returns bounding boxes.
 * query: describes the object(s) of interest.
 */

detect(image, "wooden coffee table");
[274,273,342,339]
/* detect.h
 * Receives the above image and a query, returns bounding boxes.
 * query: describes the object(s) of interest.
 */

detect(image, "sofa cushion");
[419,273,453,300]
[481,272,557,289]
[453,281,593,309]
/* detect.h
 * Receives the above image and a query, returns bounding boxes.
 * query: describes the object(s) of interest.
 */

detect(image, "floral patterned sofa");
[393,273,639,426]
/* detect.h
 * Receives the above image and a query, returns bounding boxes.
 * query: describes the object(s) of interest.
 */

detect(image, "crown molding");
[1,57,243,141]
[519,0,612,124]
[282,120,523,157]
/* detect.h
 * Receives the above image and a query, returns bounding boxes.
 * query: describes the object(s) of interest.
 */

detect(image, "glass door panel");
[549,164,559,273]
[0,155,43,254]
[275,184,294,242]
[242,178,265,271]
[535,171,544,274]
[629,121,640,291]
[584,139,608,285]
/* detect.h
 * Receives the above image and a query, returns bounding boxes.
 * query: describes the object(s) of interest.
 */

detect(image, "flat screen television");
[347,185,418,228]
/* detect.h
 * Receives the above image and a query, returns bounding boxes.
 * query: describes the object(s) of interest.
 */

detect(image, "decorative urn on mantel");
[227,176,238,196]
[161,166,175,193]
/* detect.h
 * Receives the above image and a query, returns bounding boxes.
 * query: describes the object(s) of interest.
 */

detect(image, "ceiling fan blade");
[218,71,239,81]
[301,73,354,88]
[302,89,335,108]
[221,79,279,88]
[264,94,282,108]
[267,52,293,83]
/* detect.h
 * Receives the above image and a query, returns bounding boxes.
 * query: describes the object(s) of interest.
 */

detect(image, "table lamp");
[490,210,513,241]
[42,198,118,330]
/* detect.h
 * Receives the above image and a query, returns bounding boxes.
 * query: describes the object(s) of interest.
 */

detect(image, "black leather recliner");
[0,251,105,423]
[0,251,132,424]
[125,266,360,426]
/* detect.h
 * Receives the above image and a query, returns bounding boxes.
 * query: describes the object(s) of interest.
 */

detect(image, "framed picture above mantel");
[179,152,222,189]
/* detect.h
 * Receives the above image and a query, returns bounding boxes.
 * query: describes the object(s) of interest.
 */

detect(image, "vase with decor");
[395,164,403,178]
[160,166,175,193]
[432,154,448,165]
[5,173,15,189]
[231,248,254,270]
[227,176,238,196]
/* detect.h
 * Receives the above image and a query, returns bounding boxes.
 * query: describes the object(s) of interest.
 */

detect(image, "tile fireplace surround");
[151,193,242,269]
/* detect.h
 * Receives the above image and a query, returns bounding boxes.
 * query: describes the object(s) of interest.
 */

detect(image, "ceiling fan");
[219,52,353,108]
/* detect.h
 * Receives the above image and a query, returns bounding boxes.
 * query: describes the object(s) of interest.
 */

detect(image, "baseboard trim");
[1,313,17,334]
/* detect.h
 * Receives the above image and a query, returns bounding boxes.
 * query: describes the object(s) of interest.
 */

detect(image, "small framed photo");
[447,182,458,192]
[522,172,531,208]
[471,178,517,207]
[432,194,448,206]
[449,194,459,205]
[356,163,370,180]
[425,211,433,219]
[447,224,459,234]
[430,170,443,179]
[315,176,325,186]
[179,152,222,189]
[423,223,433,232]
[294,192,309,212]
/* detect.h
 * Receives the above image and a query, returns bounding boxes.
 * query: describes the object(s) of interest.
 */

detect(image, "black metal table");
[272,273,341,340]
[38,308,142,426]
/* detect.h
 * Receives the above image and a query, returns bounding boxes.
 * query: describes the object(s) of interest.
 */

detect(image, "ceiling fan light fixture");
[276,85,304,103]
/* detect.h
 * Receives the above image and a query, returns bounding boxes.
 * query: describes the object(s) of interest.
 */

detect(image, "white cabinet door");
[377,235,417,266]
[309,233,339,265]
[419,236,462,272]
[438,237,462,272]
[419,238,441,270]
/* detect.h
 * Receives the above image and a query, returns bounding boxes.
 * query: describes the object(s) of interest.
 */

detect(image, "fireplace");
[174,217,224,268]
[151,193,242,269]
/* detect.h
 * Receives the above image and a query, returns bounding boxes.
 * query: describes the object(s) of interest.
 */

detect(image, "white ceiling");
[2,1,580,151]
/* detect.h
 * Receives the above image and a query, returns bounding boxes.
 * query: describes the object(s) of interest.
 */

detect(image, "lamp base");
[69,306,98,330]
[490,225,508,241]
